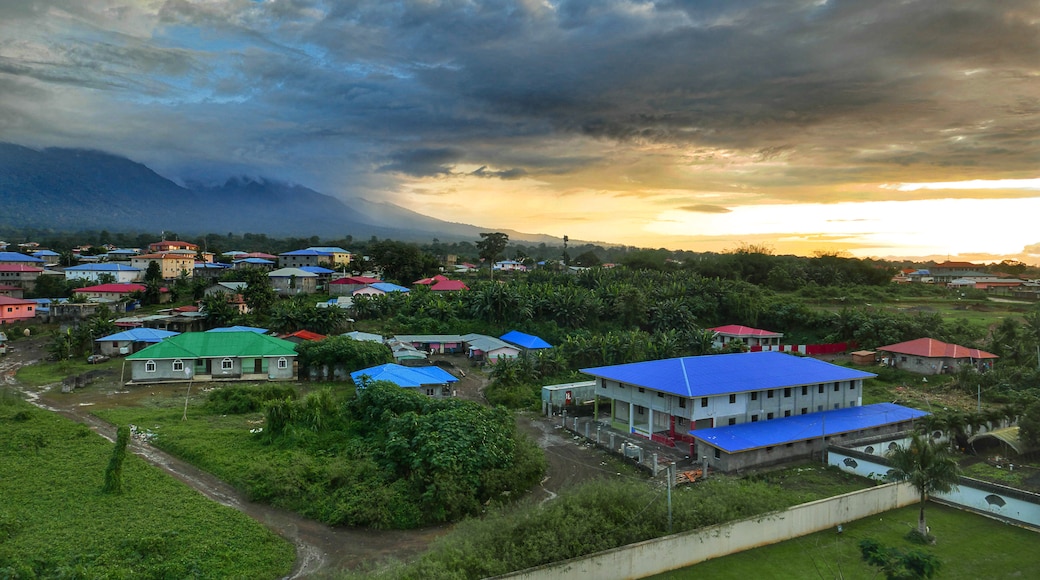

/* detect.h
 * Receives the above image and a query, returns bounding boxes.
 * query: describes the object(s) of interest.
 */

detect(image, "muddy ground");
[1,339,629,578]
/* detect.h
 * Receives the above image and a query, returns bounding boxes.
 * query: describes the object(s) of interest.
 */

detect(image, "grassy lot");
[651,503,1039,579]
[0,392,294,579]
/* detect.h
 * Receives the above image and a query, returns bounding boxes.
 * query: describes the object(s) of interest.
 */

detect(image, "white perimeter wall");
[496,483,918,580]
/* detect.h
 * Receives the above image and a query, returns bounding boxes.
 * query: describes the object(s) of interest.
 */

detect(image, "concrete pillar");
[652,453,659,477]
[585,421,590,438]
[628,402,634,434]
[596,425,601,444]
[610,433,615,451]
[561,409,566,429]
[573,416,578,431]
[648,406,654,437]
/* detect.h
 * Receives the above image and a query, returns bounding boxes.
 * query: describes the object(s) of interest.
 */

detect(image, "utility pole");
[667,462,675,534]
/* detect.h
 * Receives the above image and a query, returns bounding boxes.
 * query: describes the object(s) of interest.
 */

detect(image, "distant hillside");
[0,143,564,244]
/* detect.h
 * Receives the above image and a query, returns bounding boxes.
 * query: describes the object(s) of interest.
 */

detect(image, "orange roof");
[280,329,326,341]
[933,261,976,268]
[878,338,997,360]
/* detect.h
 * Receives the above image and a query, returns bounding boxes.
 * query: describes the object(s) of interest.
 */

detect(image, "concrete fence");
[496,482,919,580]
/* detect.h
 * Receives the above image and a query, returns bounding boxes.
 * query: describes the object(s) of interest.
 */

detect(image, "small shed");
[541,380,597,415]
[851,350,877,365]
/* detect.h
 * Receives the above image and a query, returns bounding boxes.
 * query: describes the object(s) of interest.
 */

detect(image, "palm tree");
[887,434,961,537]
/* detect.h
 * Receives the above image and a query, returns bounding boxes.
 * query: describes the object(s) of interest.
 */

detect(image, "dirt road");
[2,341,625,577]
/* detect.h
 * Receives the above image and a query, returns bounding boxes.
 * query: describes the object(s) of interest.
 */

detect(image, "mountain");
[0,143,564,244]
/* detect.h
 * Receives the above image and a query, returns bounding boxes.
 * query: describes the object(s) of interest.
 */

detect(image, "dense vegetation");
[97,382,546,529]
[0,393,294,579]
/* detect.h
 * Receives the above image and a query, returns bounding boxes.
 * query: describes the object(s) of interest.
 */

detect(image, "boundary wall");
[496,482,917,580]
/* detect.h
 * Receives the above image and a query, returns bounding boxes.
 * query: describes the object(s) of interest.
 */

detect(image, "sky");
[1,1,1039,262]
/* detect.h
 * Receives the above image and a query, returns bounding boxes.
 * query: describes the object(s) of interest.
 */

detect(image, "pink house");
[710,325,784,349]
[0,296,36,324]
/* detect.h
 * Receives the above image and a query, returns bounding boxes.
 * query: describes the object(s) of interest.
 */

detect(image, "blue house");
[351,363,459,398]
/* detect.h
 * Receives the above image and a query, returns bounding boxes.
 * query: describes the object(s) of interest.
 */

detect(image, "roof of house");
[127,331,297,360]
[194,262,230,269]
[430,280,469,291]
[0,296,35,306]
[710,324,783,337]
[394,334,466,343]
[132,252,193,260]
[692,402,928,453]
[331,276,382,285]
[467,335,518,353]
[0,252,44,263]
[207,325,268,333]
[341,331,384,343]
[414,274,450,285]
[234,258,276,264]
[280,249,330,257]
[351,363,458,388]
[96,328,179,343]
[305,246,350,254]
[211,282,248,291]
[0,265,44,273]
[581,351,877,398]
[32,250,60,257]
[74,283,147,294]
[107,249,140,255]
[932,261,977,268]
[0,284,21,291]
[299,266,336,275]
[280,329,327,341]
[877,337,998,360]
[149,240,198,249]
[268,267,319,278]
[241,252,278,260]
[500,330,552,349]
[65,264,140,272]
[357,283,409,293]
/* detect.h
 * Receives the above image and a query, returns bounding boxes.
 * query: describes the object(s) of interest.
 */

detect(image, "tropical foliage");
[886,434,961,538]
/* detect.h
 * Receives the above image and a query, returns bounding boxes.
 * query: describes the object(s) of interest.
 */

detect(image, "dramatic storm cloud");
[1,0,1038,259]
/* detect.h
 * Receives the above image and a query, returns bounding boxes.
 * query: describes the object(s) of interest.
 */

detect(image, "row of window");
[143,358,289,372]
[608,382,855,408]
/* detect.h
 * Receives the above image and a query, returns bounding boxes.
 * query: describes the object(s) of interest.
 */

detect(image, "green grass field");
[651,503,1038,579]
[0,392,294,578]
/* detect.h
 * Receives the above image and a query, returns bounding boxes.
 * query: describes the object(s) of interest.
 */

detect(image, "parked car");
[87,354,110,364]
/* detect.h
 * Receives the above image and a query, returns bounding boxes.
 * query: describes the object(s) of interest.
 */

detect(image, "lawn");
[651,503,1038,579]
[0,392,294,579]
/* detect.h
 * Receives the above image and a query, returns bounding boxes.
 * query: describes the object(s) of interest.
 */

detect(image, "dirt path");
[1,341,446,578]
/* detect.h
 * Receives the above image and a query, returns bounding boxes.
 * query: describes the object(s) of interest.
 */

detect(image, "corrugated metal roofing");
[299,266,335,274]
[367,283,409,293]
[581,351,877,398]
[66,264,140,272]
[75,283,147,293]
[280,249,330,256]
[127,331,296,360]
[0,252,44,263]
[878,337,997,360]
[430,280,469,291]
[207,326,268,333]
[330,276,381,285]
[692,402,928,453]
[500,330,552,349]
[96,328,179,343]
[268,267,318,277]
[351,363,458,387]
[710,324,783,337]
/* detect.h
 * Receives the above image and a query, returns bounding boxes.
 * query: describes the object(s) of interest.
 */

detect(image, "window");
[833,383,840,392]
[277,357,288,369]
[900,356,907,363]
[801,407,808,415]
[818,385,824,394]
[784,388,791,398]
[679,398,686,408]
[751,415,759,422]
[802,385,808,396]
[834,403,840,409]
[849,383,856,390]
[221,358,233,370]
[701,398,708,407]
[751,391,758,401]
[676,417,685,426]
[656,392,663,398]
[145,360,156,373]
[172,359,184,371]
[426,388,434,396]
[767,390,774,399]
[601,383,606,389]
[714,448,721,459]
[638,387,645,393]
[766,446,774,453]
[784,410,791,417]
[728,394,736,404]
[637,407,645,415]
[728,418,736,426]
[817,405,823,412]
[767,412,774,420]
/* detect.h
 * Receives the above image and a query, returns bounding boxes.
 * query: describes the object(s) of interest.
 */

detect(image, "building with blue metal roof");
[351,363,459,398]
[581,351,880,464]
[64,263,142,284]
[500,330,552,350]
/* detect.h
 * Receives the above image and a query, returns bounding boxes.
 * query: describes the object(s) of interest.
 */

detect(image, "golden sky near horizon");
[1,1,1038,262]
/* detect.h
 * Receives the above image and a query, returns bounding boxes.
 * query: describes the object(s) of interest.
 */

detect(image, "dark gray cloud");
[0,0,1036,208]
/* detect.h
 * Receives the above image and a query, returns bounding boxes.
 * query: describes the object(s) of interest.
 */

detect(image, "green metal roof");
[127,331,298,360]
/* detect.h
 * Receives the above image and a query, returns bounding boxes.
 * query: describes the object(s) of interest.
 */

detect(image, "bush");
[206,384,298,414]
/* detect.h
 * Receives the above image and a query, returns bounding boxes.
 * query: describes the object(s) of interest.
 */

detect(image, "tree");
[369,239,439,284]
[241,267,277,319]
[1019,401,1040,450]
[200,292,240,328]
[143,260,164,305]
[859,538,942,579]
[476,232,509,279]
[886,434,961,538]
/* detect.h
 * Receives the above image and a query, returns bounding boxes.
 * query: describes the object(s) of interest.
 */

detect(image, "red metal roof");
[878,338,997,360]
[75,283,147,294]
[710,325,782,337]
[414,274,450,285]
[330,276,382,285]
[430,280,469,291]
[280,329,327,341]
[0,296,34,305]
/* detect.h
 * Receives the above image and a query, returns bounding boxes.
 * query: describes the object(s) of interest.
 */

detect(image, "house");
[329,275,382,296]
[0,265,44,292]
[352,283,410,296]
[95,328,180,356]
[850,350,877,366]
[126,331,298,383]
[500,330,552,351]
[74,283,155,302]
[342,331,384,343]
[385,339,429,363]
[0,296,36,324]
[392,334,466,354]
[232,257,276,270]
[31,250,61,266]
[494,260,527,272]
[304,246,352,267]
[0,284,24,299]
[106,248,140,261]
[207,325,269,334]
[582,351,906,471]
[0,252,45,266]
[453,262,479,274]
[64,263,142,284]
[414,274,450,285]
[351,363,458,398]
[278,249,333,269]
[268,267,318,296]
[929,261,985,284]
[148,240,199,253]
[876,338,997,375]
[130,253,195,279]
[279,329,327,344]
[204,281,248,296]
[430,279,469,292]
[463,333,520,363]
[710,325,784,350]
[193,261,232,280]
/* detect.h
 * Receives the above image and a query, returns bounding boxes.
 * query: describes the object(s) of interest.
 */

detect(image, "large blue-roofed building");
[581,351,927,471]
